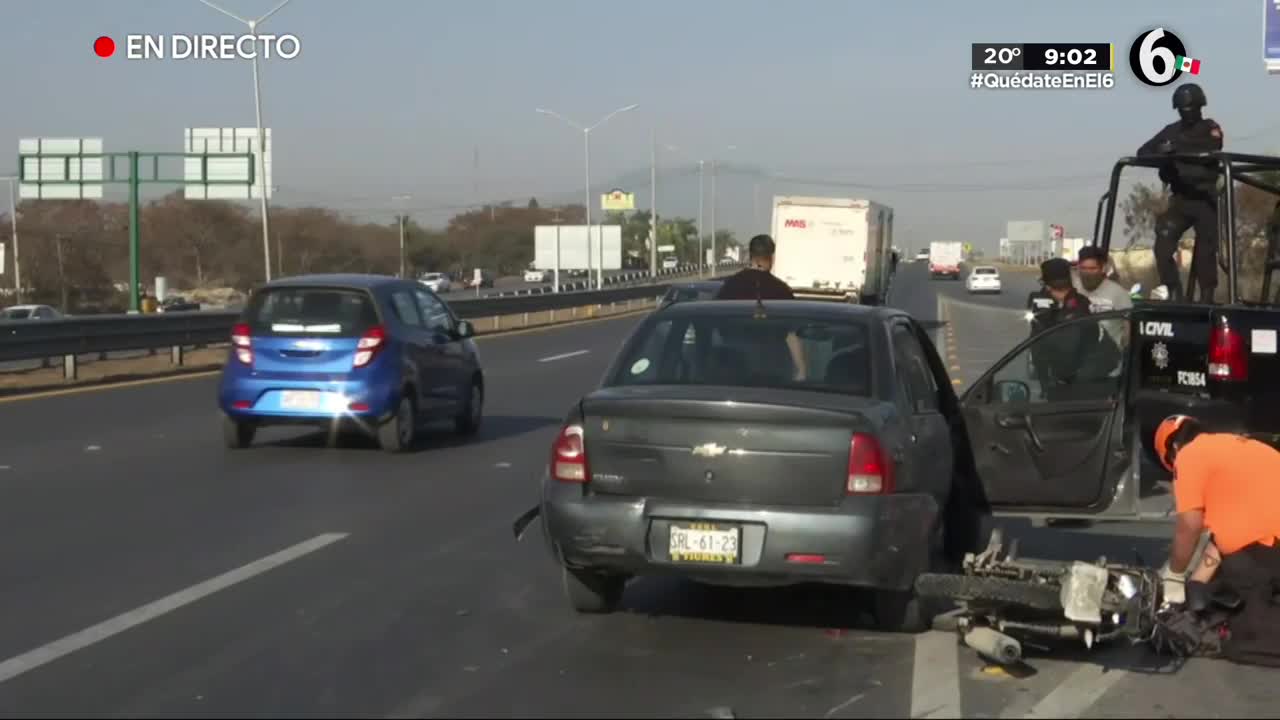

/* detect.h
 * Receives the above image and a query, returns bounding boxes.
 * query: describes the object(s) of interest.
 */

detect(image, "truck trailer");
[770,195,894,304]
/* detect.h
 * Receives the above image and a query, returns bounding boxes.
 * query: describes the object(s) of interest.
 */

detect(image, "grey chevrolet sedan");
[536,299,992,632]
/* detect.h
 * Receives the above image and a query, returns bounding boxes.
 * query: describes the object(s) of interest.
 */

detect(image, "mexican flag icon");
[1176,55,1202,74]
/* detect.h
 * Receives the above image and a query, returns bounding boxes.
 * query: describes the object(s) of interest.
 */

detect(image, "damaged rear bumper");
[539,479,942,592]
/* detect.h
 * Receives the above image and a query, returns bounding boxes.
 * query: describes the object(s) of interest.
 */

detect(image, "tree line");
[0,191,738,312]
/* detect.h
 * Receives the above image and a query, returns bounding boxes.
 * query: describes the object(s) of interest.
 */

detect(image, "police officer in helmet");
[1137,82,1224,303]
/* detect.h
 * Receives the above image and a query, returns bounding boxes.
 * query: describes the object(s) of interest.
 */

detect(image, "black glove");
[1150,607,1224,658]
[1156,139,1176,154]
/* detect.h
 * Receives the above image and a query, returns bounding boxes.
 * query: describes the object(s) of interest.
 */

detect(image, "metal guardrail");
[0,266,741,366]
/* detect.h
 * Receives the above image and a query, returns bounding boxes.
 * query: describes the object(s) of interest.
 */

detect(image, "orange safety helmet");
[1154,414,1195,472]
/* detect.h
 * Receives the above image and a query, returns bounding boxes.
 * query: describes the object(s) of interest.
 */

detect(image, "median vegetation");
[0,193,738,315]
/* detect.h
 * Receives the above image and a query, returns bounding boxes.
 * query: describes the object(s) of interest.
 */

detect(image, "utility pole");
[393,194,411,278]
[650,129,658,278]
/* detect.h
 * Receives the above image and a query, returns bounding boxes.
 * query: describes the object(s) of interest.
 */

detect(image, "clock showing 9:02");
[970,43,1113,71]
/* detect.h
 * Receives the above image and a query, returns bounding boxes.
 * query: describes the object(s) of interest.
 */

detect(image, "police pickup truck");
[1097,152,1280,487]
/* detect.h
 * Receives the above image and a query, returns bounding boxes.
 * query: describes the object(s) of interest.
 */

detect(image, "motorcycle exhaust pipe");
[964,627,1022,665]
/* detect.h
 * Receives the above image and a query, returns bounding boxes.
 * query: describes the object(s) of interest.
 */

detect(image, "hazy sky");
[3,0,1279,253]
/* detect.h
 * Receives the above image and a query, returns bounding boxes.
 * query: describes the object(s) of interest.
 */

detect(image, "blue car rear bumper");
[218,370,400,424]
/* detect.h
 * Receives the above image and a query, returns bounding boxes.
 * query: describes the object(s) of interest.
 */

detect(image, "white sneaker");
[1149,285,1171,301]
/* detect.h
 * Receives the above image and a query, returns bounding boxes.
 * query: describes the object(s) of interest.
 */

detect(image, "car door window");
[390,291,423,327]
[893,324,939,413]
[414,289,453,335]
[990,314,1128,403]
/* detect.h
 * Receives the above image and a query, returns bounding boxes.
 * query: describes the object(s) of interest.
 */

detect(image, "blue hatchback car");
[217,274,485,453]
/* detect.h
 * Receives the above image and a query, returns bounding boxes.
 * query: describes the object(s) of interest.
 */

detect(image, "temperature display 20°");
[970,43,1112,71]
[971,43,1027,70]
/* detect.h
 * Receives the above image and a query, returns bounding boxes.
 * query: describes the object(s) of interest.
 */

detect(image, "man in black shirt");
[715,234,796,300]
[1137,82,1224,303]
[714,234,806,378]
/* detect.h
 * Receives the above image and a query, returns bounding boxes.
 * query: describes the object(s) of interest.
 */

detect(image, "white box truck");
[928,241,963,280]
[770,196,894,304]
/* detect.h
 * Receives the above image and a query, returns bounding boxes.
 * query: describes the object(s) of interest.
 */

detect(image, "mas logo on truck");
[783,219,807,228]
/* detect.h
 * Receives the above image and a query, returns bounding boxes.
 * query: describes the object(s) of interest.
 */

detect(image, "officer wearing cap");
[1028,258,1100,399]
[715,234,796,300]
[1137,82,1224,303]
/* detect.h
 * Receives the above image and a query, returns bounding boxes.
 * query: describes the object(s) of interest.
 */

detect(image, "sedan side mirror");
[994,379,1031,404]
[454,319,475,339]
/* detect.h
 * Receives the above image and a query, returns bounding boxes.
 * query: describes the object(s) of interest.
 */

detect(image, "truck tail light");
[352,325,387,368]
[551,423,589,483]
[847,432,893,494]
[231,322,253,365]
[1207,322,1247,381]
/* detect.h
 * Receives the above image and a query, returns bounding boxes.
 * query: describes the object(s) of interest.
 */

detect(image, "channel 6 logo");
[1129,28,1201,86]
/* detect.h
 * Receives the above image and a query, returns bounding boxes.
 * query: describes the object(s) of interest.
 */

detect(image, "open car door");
[957,309,1160,521]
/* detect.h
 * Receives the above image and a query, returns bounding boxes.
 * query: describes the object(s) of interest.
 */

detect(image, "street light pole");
[0,177,20,302]
[698,161,705,276]
[536,103,640,290]
[198,0,293,283]
[650,129,657,278]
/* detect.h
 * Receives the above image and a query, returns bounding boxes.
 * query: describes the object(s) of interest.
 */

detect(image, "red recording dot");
[94,36,115,58]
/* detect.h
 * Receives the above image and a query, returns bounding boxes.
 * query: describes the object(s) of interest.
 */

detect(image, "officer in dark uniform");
[1028,258,1111,399]
[1137,82,1224,303]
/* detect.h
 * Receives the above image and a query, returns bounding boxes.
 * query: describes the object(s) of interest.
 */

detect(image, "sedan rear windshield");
[245,287,379,337]
[973,267,998,275]
[608,313,873,396]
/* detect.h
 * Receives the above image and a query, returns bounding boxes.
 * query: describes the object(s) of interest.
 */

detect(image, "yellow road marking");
[0,306,653,405]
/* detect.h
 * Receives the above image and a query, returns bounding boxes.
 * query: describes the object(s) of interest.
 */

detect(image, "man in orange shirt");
[1153,414,1280,666]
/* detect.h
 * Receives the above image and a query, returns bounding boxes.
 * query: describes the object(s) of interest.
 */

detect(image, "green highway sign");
[18,149,255,312]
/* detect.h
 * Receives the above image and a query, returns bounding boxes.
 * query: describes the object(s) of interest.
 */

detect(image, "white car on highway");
[524,268,552,283]
[418,273,452,293]
[2,304,62,321]
[965,265,1002,294]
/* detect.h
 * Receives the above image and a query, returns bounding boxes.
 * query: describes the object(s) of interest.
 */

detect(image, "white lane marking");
[538,349,590,363]
[1013,663,1128,718]
[824,692,864,717]
[0,532,349,685]
[910,631,962,719]
[932,294,944,352]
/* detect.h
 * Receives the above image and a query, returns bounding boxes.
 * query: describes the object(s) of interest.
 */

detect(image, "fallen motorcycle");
[914,528,1171,665]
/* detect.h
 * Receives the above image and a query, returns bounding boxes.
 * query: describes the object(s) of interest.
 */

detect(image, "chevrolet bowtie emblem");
[692,443,727,458]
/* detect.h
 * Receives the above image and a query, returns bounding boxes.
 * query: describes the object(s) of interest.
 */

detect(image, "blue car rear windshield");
[608,313,873,396]
[245,287,379,337]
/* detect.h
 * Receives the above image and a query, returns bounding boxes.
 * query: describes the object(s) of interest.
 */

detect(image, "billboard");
[183,127,271,200]
[534,225,623,271]
[601,189,635,211]
[18,138,104,199]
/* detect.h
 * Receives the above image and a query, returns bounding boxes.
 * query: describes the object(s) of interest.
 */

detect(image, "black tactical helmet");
[1172,83,1207,110]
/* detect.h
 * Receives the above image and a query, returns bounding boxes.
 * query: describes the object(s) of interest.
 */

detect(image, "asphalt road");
[0,265,1274,718]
